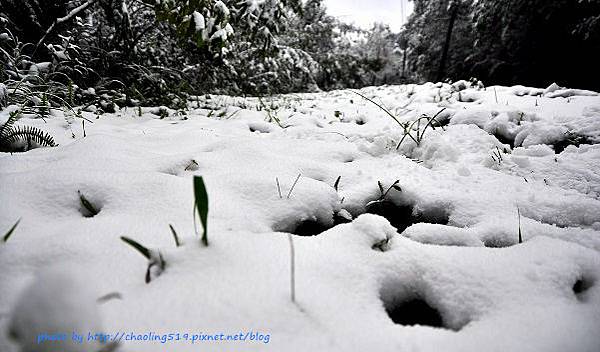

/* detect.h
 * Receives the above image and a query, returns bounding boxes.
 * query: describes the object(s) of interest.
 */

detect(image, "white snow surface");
[1,82,600,351]
[192,11,205,32]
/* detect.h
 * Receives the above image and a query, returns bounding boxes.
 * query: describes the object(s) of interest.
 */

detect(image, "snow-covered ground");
[1,82,600,352]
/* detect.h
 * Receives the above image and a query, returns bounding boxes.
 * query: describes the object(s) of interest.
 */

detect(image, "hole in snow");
[481,231,520,248]
[365,200,449,234]
[78,190,102,218]
[385,298,445,328]
[492,132,515,148]
[249,126,270,133]
[380,281,468,331]
[482,238,514,248]
[280,210,352,237]
[292,219,331,237]
[573,277,594,301]
[372,238,390,252]
[552,133,592,154]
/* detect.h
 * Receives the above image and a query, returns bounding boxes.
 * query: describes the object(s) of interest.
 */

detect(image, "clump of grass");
[193,176,209,247]
[184,159,199,171]
[395,108,446,150]
[365,180,403,222]
[78,190,100,217]
[351,90,445,150]
[2,218,20,243]
[351,90,403,126]
[372,238,390,252]
[490,146,504,166]
[377,180,402,201]
[275,174,302,199]
[287,174,301,199]
[120,236,165,284]
[258,96,284,128]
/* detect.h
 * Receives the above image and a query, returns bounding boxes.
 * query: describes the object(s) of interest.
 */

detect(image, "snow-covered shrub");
[0,13,100,113]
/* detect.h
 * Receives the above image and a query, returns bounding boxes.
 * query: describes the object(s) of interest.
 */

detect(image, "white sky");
[323,0,413,32]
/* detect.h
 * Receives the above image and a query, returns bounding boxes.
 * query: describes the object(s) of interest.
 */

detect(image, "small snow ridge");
[402,223,484,247]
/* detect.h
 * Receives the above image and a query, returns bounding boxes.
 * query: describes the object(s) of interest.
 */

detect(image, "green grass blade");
[169,224,180,247]
[120,236,151,259]
[351,90,403,126]
[78,190,99,216]
[334,176,341,192]
[3,218,21,243]
[421,108,447,139]
[193,176,209,246]
[378,181,384,197]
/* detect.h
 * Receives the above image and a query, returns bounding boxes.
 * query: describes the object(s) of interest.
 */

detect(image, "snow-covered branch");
[34,0,96,52]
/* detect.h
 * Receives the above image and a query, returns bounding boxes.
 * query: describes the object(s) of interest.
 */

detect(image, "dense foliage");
[1,0,598,116]
[402,0,600,90]
[0,0,404,112]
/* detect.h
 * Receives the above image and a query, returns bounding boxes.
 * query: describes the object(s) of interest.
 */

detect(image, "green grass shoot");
[120,236,151,259]
[3,218,20,243]
[334,176,341,192]
[169,224,180,247]
[78,190,99,217]
[193,176,209,246]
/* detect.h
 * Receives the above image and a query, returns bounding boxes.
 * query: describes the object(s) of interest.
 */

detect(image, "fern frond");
[0,110,20,139]
[3,125,56,148]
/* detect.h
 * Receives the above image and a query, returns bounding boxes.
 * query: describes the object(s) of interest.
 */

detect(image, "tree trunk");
[436,2,459,82]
